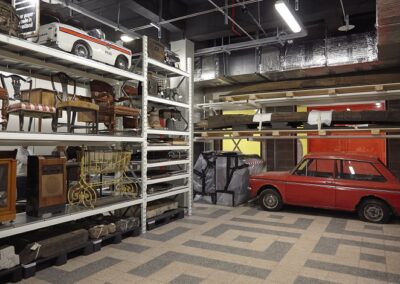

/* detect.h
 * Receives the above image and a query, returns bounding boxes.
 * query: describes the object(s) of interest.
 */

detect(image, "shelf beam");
[147,187,190,202]
[0,199,143,238]
[147,159,190,168]
[147,173,189,185]
[147,96,190,108]
[0,34,144,83]
[148,57,190,77]
[0,132,143,146]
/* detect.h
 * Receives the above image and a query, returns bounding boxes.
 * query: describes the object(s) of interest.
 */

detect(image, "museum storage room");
[0,0,399,283]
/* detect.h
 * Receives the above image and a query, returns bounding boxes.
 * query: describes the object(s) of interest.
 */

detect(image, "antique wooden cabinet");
[0,158,16,223]
[26,156,67,217]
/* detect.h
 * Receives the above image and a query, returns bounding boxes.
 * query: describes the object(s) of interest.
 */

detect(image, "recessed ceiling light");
[120,34,134,43]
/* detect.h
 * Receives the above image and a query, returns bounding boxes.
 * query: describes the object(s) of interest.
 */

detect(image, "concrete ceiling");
[41,0,376,48]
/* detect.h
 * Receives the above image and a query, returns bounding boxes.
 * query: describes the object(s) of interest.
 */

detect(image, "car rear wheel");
[72,42,90,58]
[259,189,283,211]
[358,199,391,223]
[115,56,128,70]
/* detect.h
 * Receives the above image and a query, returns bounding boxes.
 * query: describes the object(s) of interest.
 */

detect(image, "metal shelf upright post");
[141,36,149,234]
[140,36,194,228]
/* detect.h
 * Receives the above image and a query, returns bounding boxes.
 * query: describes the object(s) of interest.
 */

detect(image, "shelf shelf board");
[0,198,143,238]
[147,186,189,202]
[0,132,143,146]
[148,58,189,77]
[147,173,189,185]
[147,159,190,168]
[0,34,144,84]
[194,127,400,140]
[195,86,400,111]
[147,145,190,151]
[148,129,190,136]
[147,96,189,108]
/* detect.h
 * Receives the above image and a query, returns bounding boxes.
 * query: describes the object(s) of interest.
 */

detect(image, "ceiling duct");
[195,29,308,57]
[195,31,377,84]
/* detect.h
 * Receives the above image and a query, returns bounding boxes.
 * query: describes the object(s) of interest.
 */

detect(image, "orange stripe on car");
[59,27,132,56]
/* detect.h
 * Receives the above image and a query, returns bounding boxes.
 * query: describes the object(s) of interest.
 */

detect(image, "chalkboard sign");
[12,0,40,37]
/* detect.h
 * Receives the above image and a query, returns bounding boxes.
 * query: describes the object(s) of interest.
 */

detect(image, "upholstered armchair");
[51,72,99,134]
[2,74,57,132]
[90,80,140,133]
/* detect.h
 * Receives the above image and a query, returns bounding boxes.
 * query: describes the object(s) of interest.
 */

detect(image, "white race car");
[37,22,132,70]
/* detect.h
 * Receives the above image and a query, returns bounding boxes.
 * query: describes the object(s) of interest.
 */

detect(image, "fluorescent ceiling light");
[275,0,302,33]
[120,34,134,42]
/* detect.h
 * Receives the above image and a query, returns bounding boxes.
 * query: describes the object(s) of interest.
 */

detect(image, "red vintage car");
[249,153,400,223]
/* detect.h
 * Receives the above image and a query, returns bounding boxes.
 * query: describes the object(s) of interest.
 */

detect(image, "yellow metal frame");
[68,150,139,208]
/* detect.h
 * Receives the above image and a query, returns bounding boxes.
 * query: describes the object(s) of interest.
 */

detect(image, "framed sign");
[12,0,40,37]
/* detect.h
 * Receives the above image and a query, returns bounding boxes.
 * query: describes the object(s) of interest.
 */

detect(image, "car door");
[285,158,336,208]
[334,159,389,210]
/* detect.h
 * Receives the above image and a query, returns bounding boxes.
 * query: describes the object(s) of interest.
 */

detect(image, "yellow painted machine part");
[297,106,308,157]
[222,110,261,156]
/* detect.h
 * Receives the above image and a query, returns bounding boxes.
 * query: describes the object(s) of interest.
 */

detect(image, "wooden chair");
[0,80,8,131]
[90,80,139,133]
[2,74,57,132]
[51,72,99,133]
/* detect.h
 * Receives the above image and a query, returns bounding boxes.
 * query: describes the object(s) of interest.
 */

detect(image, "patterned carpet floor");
[22,200,400,284]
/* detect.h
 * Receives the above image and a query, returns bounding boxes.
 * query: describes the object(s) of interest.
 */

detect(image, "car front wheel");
[115,56,128,70]
[358,199,391,223]
[259,189,283,211]
[72,42,90,58]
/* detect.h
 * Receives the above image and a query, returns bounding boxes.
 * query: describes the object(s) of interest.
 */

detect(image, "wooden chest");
[0,1,19,37]
[0,158,16,223]
[131,37,165,62]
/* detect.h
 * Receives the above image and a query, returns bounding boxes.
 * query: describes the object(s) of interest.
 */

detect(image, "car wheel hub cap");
[264,194,277,208]
[77,45,88,57]
[364,205,383,221]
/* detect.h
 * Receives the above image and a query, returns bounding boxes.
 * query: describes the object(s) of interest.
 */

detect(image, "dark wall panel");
[387,100,400,178]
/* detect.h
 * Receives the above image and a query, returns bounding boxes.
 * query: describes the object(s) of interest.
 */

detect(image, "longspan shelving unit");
[0,35,193,238]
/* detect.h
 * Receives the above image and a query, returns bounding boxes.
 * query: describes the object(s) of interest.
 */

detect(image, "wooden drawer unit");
[27,156,67,217]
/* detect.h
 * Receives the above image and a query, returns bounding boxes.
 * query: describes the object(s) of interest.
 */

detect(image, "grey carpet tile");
[325,219,400,242]
[176,218,207,225]
[193,208,231,219]
[193,206,209,211]
[364,224,383,231]
[142,227,191,242]
[203,223,302,239]
[234,235,256,243]
[313,236,400,255]
[241,208,259,216]
[35,257,121,284]
[110,242,150,253]
[169,274,204,284]
[359,252,386,264]
[305,259,400,283]
[183,239,293,261]
[129,251,270,279]
[231,216,313,230]
[269,214,284,219]
[294,276,339,284]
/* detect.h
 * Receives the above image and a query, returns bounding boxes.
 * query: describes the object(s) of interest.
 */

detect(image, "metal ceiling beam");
[48,0,142,38]
[129,0,263,32]
[120,0,182,33]
[208,0,255,41]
